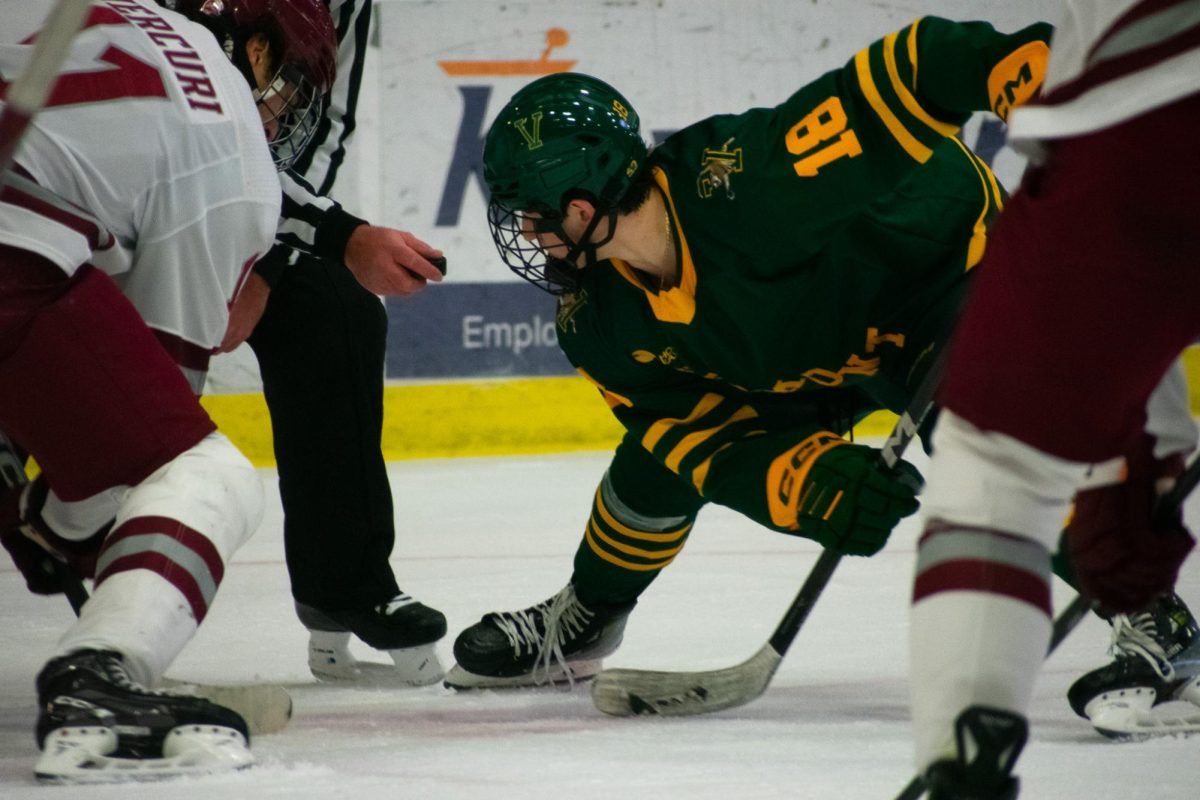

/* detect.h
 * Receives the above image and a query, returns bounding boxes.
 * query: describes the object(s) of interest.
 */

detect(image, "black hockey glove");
[0,522,70,595]
[793,442,923,556]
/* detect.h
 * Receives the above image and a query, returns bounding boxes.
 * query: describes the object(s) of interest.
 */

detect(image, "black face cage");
[256,63,324,171]
[487,200,583,295]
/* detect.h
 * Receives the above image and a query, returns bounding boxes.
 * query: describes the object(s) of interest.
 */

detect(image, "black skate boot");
[34,649,252,783]
[923,706,1027,800]
[1067,591,1200,738]
[297,591,448,685]
[445,583,635,689]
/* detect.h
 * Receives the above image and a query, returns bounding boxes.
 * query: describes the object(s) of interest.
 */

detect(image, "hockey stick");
[894,452,1200,800]
[592,348,948,717]
[0,0,93,181]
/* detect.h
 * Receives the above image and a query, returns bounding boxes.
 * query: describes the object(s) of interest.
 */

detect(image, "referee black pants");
[248,252,400,613]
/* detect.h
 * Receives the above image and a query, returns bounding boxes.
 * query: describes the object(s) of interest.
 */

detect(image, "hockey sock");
[571,471,695,607]
[910,525,1052,770]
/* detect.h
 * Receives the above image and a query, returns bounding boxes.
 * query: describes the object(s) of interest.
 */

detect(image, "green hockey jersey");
[556,16,1053,543]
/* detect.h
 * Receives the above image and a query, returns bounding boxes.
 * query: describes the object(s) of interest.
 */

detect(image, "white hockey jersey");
[0,0,280,388]
[1009,0,1200,140]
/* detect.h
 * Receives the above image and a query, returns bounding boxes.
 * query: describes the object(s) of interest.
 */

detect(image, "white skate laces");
[492,584,595,685]
[1110,612,1174,680]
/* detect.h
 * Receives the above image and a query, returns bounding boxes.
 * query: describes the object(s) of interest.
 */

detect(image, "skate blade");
[311,645,446,687]
[35,725,253,784]
[443,659,601,690]
[1091,701,1200,740]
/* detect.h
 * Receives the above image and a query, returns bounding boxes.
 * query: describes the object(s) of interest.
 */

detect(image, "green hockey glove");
[769,433,923,556]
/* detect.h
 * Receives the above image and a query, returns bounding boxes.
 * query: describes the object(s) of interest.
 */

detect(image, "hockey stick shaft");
[0,0,93,180]
[770,347,948,658]
[895,452,1200,800]
[592,350,948,717]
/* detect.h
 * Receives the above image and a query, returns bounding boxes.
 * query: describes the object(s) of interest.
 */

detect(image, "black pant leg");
[248,254,400,611]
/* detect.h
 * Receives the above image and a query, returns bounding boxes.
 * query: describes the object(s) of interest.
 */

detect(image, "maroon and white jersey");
[1009,0,1200,140]
[0,0,280,387]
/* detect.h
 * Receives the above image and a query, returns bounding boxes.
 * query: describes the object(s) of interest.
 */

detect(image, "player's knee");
[119,432,264,558]
[922,411,1088,550]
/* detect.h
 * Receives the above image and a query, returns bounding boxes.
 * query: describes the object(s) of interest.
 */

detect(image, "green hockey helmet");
[484,72,648,294]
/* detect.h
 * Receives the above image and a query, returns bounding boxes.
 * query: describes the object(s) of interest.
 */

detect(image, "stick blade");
[591,646,782,717]
[161,679,293,736]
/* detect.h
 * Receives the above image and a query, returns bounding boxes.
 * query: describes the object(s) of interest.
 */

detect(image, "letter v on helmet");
[514,111,544,150]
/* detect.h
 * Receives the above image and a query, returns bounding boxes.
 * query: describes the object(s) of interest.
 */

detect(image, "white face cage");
[253,62,323,171]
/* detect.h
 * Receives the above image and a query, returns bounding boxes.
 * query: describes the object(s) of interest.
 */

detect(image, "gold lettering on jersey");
[865,327,905,353]
[514,111,545,150]
[988,42,1050,121]
[697,138,743,199]
[786,96,862,177]
[771,328,905,393]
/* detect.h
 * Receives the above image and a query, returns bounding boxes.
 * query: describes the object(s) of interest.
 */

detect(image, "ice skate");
[445,583,634,689]
[298,591,447,686]
[1067,592,1200,739]
[34,649,253,784]
[923,706,1027,800]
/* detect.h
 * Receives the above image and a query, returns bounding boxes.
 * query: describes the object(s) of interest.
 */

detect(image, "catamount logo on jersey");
[697,138,743,199]
[556,288,587,333]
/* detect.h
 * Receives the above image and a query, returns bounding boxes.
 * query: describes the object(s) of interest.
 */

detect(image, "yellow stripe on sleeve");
[882,31,959,138]
[576,367,633,409]
[906,18,921,90]
[642,393,724,451]
[854,48,932,163]
[947,136,994,271]
[690,442,733,494]
[664,405,758,473]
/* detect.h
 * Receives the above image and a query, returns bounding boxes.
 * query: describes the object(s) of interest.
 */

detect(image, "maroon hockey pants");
[0,246,214,500]
[939,93,1200,463]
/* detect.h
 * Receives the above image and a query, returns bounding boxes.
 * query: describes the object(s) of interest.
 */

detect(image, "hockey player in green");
[445,16,1054,689]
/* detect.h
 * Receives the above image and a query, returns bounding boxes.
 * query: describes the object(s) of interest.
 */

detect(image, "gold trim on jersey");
[882,30,959,138]
[609,167,699,324]
[690,442,732,494]
[854,48,932,163]
[907,18,921,89]
[576,367,634,409]
[642,393,724,451]
[947,136,1004,271]
[664,404,759,472]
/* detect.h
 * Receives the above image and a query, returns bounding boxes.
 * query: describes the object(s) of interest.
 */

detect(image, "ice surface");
[2,445,1197,798]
